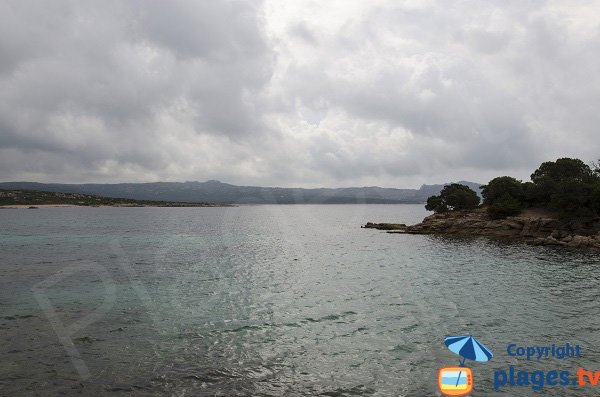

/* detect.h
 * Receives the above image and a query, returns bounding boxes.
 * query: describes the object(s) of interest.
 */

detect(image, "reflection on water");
[1,205,600,396]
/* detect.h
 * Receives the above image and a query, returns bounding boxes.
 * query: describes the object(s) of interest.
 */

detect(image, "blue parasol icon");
[445,335,493,366]
[443,335,493,390]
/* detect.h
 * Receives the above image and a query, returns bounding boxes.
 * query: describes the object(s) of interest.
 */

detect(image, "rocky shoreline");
[363,208,600,249]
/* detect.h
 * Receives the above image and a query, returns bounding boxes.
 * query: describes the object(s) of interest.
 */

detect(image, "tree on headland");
[528,158,598,206]
[425,195,447,212]
[527,158,599,218]
[592,159,600,175]
[425,183,480,212]
[480,176,526,218]
[481,176,525,205]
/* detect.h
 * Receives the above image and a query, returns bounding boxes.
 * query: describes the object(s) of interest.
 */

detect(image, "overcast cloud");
[1,0,599,187]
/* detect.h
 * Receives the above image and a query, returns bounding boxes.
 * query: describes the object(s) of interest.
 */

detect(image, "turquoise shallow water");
[1,205,600,396]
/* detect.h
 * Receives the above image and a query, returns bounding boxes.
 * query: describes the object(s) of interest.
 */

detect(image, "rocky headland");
[363,207,600,249]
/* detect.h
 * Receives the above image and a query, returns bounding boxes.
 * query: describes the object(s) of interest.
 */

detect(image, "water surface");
[1,205,600,396]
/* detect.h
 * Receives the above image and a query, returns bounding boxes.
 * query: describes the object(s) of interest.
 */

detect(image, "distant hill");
[0,189,224,207]
[0,180,482,204]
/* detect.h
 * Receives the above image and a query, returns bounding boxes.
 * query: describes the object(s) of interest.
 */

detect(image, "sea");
[1,204,600,396]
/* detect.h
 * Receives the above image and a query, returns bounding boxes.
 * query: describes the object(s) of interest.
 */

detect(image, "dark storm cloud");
[0,0,599,186]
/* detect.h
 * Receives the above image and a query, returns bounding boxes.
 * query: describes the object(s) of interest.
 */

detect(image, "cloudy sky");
[1,0,599,188]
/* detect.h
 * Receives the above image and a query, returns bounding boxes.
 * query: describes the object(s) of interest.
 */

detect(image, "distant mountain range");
[0,180,482,204]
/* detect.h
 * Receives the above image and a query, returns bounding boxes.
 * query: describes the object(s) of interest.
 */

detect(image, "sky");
[1,0,599,188]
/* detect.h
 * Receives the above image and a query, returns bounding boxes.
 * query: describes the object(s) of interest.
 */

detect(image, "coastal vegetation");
[427,158,600,220]
[364,157,600,249]
[425,183,480,212]
[0,189,224,207]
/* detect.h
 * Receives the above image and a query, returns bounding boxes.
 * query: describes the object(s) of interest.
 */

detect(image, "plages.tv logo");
[438,335,493,396]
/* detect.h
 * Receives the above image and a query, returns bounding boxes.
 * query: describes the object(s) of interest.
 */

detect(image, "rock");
[368,207,600,250]
[520,221,535,237]
[567,235,593,248]
[362,222,406,230]
[542,236,566,246]
[561,235,573,243]
[505,220,524,229]
[484,221,505,229]
[555,229,570,239]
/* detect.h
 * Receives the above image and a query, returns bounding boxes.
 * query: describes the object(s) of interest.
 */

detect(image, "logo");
[438,366,473,396]
[438,335,493,396]
[493,342,588,392]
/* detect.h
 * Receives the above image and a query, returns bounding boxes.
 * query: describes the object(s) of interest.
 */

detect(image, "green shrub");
[487,193,524,219]
[530,158,598,206]
[481,176,525,205]
[425,183,480,213]
[591,185,600,214]
[425,195,447,212]
[425,157,600,220]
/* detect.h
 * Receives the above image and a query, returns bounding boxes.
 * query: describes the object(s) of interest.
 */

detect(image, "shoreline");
[364,207,600,250]
[0,203,234,209]
[0,189,235,208]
